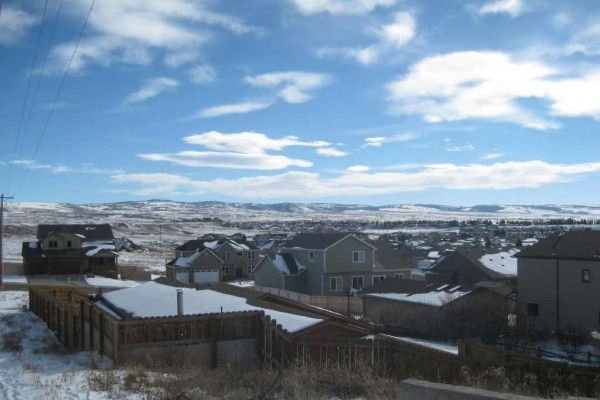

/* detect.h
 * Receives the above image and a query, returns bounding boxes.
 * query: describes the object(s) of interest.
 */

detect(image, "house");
[420,247,518,286]
[22,224,118,277]
[166,234,259,284]
[255,233,390,295]
[517,230,600,333]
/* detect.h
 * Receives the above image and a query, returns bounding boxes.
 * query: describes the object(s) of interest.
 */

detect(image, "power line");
[14,0,96,196]
[4,0,50,193]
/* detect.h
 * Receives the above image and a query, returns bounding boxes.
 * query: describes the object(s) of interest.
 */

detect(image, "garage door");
[175,270,189,284]
[194,270,219,284]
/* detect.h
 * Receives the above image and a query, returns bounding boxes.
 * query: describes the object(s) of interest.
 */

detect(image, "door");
[194,270,219,284]
[235,266,244,278]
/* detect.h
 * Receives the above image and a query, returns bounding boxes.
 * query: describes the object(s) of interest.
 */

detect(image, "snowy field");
[0,290,126,399]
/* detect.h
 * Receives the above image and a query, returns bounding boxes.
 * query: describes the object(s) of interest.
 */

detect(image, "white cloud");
[379,12,416,48]
[317,11,416,66]
[183,131,329,154]
[481,152,505,160]
[316,147,347,157]
[10,160,122,174]
[289,0,397,16]
[387,51,600,129]
[189,64,217,84]
[195,101,274,118]
[446,143,475,152]
[245,71,332,103]
[139,151,312,170]
[364,133,417,147]
[140,131,329,170]
[125,77,179,104]
[47,0,260,72]
[317,46,379,66]
[113,160,600,198]
[0,6,36,45]
[347,165,370,172]
[479,0,525,17]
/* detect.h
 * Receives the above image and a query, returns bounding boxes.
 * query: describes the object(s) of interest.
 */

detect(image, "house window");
[222,265,229,275]
[582,269,591,283]
[330,277,342,291]
[352,276,364,289]
[248,265,254,274]
[372,275,385,285]
[527,303,539,316]
[67,240,73,248]
[48,240,58,249]
[204,253,209,260]
[394,273,404,279]
[224,252,230,261]
[248,251,255,259]
[236,252,243,257]
[309,251,314,262]
[352,251,365,263]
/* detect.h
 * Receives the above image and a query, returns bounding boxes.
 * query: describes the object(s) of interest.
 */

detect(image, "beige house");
[517,231,600,333]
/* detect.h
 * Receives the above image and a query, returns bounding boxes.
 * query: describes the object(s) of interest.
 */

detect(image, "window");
[372,275,385,285]
[352,251,365,263]
[582,269,591,283]
[248,251,255,259]
[67,240,73,248]
[236,252,243,257]
[222,265,229,275]
[48,240,58,249]
[352,276,364,289]
[394,273,404,279]
[527,303,539,316]
[248,265,254,274]
[224,252,230,261]
[309,251,314,262]
[330,277,342,291]
[204,253,209,260]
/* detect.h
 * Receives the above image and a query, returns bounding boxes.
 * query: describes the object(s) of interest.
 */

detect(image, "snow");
[478,249,519,276]
[101,281,322,333]
[3,275,28,283]
[84,276,140,288]
[27,242,38,249]
[83,241,117,257]
[203,240,219,250]
[273,254,290,274]
[379,334,459,354]
[173,251,200,267]
[366,289,471,307]
[427,251,440,259]
[0,290,119,399]
[226,280,256,287]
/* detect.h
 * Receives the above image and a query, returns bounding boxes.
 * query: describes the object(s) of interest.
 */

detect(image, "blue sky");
[2,0,600,205]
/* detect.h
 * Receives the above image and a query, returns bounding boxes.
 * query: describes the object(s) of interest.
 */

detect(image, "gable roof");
[37,224,114,241]
[428,247,508,279]
[516,230,600,260]
[175,238,257,253]
[283,233,375,250]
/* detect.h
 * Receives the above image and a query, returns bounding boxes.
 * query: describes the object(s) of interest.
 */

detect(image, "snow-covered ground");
[0,290,127,399]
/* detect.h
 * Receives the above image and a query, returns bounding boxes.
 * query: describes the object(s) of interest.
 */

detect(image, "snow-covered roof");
[100,281,322,333]
[478,249,519,277]
[366,289,471,307]
[174,251,200,267]
[427,251,440,259]
[203,240,220,250]
[83,240,117,257]
[272,254,305,275]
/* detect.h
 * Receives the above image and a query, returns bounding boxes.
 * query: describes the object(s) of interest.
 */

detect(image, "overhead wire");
[14,0,96,196]
[4,0,50,193]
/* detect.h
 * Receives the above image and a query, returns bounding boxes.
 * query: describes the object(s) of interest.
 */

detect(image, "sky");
[1,0,600,206]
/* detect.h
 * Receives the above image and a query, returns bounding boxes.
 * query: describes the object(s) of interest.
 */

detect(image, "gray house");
[254,233,386,295]
[517,230,600,333]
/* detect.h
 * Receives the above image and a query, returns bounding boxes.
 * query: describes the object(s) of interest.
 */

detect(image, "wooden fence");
[252,285,363,315]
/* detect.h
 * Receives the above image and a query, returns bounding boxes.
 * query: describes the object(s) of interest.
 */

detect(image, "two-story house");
[22,224,118,277]
[517,230,600,333]
[254,233,386,295]
[166,234,258,284]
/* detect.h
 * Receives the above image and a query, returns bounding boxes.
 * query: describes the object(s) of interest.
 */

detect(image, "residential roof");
[428,247,509,279]
[368,239,420,270]
[283,233,356,250]
[37,224,114,241]
[516,231,600,260]
[21,242,44,259]
[363,282,476,307]
[175,238,257,252]
[272,253,305,275]
[361,278,431,295]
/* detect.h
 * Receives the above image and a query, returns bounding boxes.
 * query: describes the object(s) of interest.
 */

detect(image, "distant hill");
[4,200,600,225]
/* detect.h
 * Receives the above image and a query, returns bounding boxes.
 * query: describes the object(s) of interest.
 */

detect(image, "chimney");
[176,289,183,316]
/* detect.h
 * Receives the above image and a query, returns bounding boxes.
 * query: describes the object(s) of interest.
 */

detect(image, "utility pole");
[0,194,15,290]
